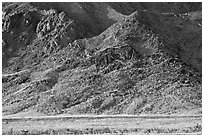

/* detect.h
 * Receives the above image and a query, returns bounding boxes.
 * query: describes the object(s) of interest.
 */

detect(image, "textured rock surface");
[2,2,202,116]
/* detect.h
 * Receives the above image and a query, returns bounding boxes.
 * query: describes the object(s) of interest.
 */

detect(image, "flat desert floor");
[2,115,202,135]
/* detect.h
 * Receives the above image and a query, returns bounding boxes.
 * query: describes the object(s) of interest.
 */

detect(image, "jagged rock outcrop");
[2,2,202,116]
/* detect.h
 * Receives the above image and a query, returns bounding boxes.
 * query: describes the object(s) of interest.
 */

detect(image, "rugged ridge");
[2,2,202,116]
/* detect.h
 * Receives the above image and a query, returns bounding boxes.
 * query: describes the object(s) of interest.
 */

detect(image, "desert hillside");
[2,2,202,116]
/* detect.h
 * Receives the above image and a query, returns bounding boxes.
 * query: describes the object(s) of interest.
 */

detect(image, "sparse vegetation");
[3,124,202,135]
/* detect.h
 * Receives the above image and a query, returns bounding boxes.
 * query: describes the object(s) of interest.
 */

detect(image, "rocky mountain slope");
[2,2,202,116]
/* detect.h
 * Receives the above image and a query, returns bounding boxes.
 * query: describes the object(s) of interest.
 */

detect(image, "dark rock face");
[2,5,41,68]
[2,2,202,116]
